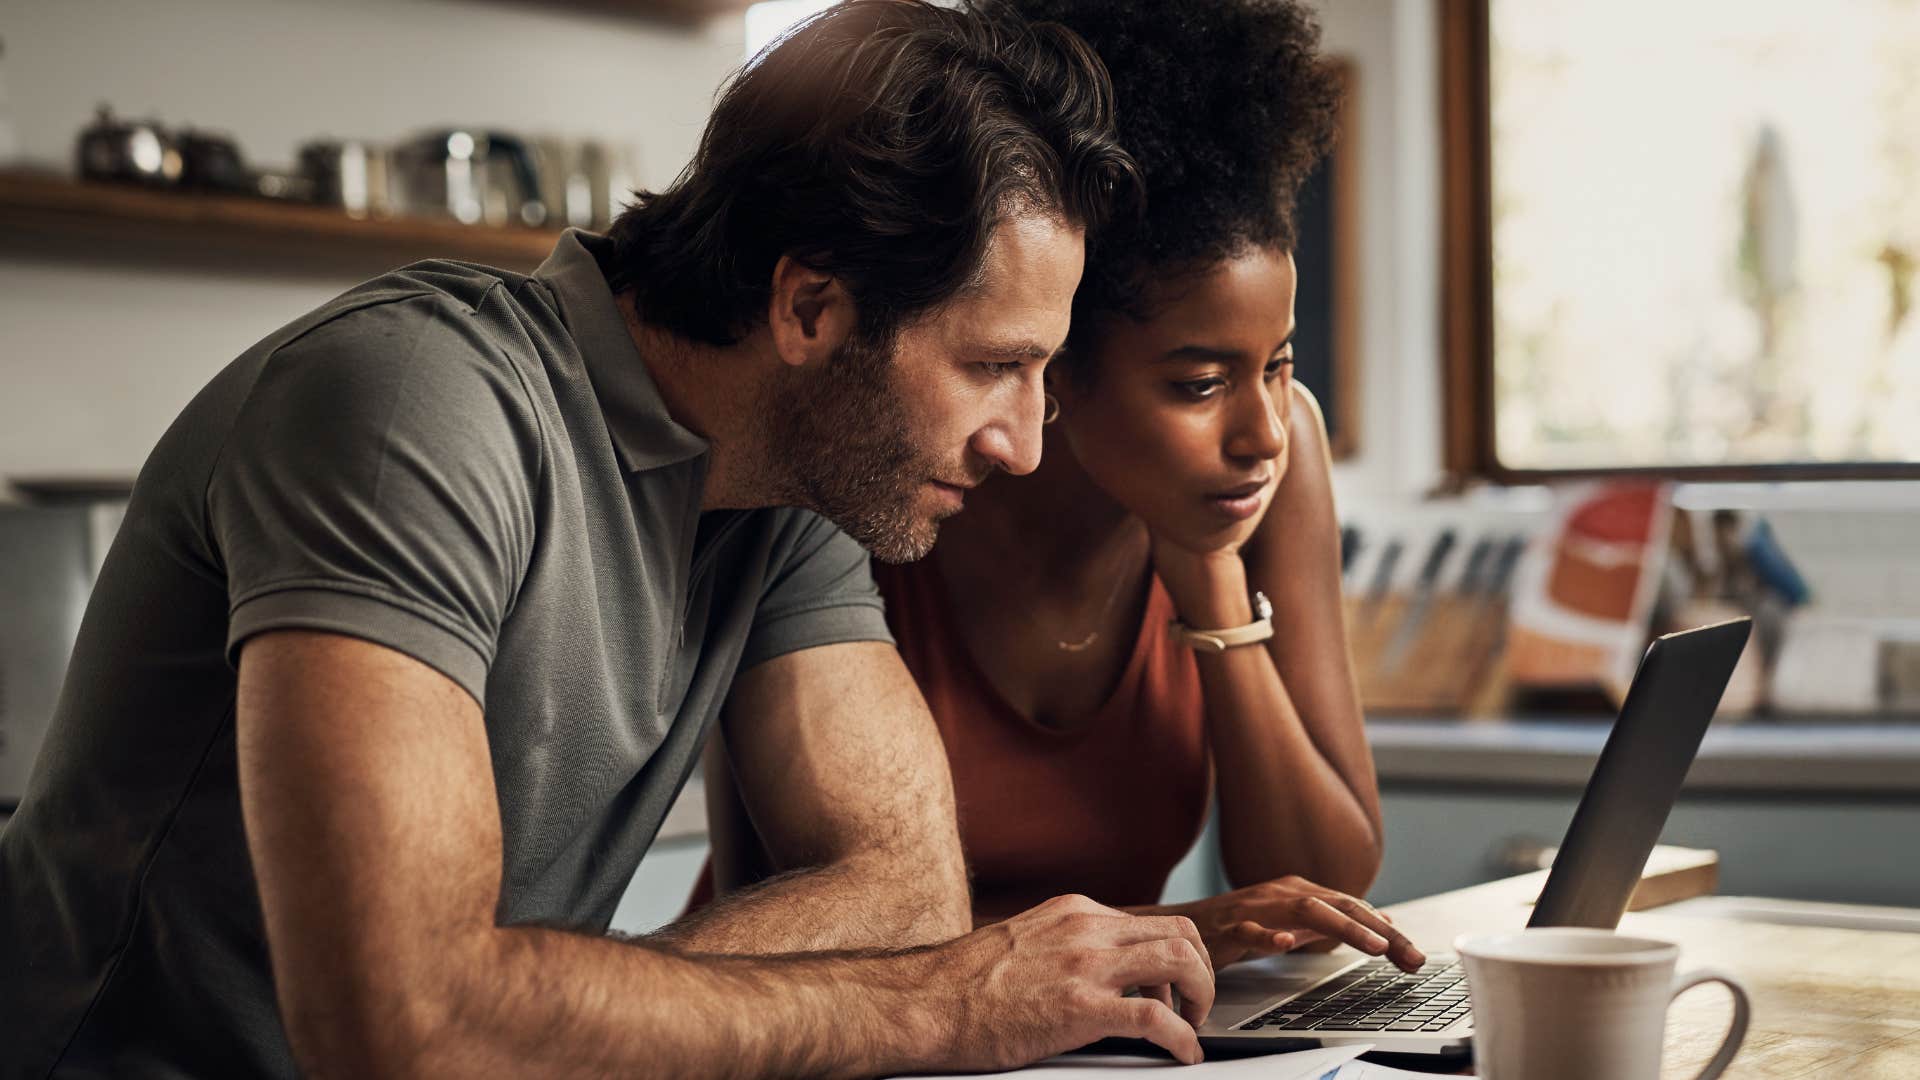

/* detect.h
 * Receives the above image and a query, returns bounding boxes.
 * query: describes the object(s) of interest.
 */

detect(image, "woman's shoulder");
[1287,379,1332,458]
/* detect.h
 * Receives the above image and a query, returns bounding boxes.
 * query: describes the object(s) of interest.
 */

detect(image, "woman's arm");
[1154,383,1382,897]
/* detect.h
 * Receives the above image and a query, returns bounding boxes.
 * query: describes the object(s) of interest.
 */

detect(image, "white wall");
[1314,0,1446,505]
[0,0,747,480]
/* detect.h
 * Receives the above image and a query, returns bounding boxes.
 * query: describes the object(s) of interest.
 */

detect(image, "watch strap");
[1169,591,1275,653]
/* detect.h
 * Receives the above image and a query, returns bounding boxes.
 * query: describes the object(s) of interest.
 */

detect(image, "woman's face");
[1053,248,1296,553]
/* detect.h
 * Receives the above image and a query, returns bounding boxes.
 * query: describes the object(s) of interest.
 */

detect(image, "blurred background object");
[0,36,17,164]
[298,138,390,217]
[387,128,546,227]
[1506,484,1673,706]
[75,106,182,187]
[0,495,122,808]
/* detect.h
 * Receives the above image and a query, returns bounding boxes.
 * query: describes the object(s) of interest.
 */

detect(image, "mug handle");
[1669,967,1751,1080]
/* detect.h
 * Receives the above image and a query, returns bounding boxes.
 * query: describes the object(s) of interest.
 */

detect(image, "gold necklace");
[1053,549,1141,652]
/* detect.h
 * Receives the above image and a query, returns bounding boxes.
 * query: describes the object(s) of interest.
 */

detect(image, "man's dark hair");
[1002,0,1342,343]
[606,0,1141,348]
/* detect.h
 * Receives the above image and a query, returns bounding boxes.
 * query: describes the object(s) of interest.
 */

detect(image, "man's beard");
[768,330,953,564]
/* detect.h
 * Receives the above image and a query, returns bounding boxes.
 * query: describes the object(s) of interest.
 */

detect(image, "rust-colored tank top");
[881,558,1212,918]
[686,558,1212,919]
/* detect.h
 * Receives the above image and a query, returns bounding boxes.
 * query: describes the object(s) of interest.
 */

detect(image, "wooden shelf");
[0,170,566,274]
[530,0,759,23]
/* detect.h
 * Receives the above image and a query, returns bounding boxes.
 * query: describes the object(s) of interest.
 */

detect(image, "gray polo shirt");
[0,231,893,1078]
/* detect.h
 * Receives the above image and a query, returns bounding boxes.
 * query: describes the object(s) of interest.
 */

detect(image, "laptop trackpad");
[1214,953,1356,1005]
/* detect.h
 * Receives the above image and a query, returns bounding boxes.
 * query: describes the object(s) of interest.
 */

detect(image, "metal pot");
[533,138,640,231]
[177,129,253,194]
[75,105,182,186]
[298,139,393,219]
[390,129,546,227]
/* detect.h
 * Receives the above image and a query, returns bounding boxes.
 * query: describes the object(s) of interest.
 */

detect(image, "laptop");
[1195,617,1752,1059]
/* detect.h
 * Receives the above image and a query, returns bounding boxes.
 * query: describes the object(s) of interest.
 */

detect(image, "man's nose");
[973,382,1046,477]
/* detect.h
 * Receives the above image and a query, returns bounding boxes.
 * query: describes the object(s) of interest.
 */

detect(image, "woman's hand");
[1155,876,1427,973]
[1149,537,1256,630]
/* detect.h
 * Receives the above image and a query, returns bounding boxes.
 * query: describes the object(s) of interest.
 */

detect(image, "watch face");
[1253,590,1273,620]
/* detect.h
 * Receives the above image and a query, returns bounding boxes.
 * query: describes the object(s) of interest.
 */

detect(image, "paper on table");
[1324,1061,1449,1079]
[909,1044,1370,1079]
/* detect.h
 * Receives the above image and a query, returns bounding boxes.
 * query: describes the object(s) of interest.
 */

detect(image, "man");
[0,2,1222,1077]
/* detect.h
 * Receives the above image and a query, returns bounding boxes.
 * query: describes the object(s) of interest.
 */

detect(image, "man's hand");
[1152,877,1426,973]
[921,894,1216,1069]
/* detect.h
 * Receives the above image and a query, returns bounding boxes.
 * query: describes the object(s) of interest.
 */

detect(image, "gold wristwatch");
[1169,590,1274,653]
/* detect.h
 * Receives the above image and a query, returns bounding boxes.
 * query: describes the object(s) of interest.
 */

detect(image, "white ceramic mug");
[1455,928,1750,1080]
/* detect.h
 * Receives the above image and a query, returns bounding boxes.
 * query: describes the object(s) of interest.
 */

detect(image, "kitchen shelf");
[0,169,567,273]
[534,0,758,23]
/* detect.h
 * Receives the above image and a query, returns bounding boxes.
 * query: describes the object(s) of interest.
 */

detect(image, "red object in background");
[1566,485,1662,544]
[1546,485,1664,623]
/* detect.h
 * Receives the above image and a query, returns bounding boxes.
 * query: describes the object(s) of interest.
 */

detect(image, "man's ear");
[767,255,856,369]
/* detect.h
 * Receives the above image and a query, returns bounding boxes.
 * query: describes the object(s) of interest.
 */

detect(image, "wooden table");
[1380,864,1920,1077]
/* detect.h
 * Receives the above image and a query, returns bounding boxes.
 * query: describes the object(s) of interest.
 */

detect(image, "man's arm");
[240,630,1216,1077]
[655,641,969,954]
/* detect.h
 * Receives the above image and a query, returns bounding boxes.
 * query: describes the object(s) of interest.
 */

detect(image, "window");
[1443,0,1920,479]
[743,0,837,57]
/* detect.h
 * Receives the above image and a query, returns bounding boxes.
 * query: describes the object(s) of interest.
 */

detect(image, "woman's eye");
[1176,377,1227,400]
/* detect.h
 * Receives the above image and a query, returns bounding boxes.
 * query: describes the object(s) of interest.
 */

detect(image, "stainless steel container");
[0,503,117,807]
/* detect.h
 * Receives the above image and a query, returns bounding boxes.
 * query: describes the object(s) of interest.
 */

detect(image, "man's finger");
[1167,914,1212,978]
[1140,982,1176,1011]
[1101,997,1204,1066]
[1094,914,1214,972]
[1105,939,1215,1026]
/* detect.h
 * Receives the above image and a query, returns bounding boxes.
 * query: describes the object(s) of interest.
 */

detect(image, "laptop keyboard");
[1236,957,1471,1033]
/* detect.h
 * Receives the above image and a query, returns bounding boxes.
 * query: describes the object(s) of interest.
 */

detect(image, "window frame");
[1437,0,1920,484]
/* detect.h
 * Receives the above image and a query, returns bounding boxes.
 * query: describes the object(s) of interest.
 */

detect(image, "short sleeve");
[737,511,893,672]
[209,294,541,705]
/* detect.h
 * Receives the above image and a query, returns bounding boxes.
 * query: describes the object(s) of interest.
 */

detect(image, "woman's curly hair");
[1001,0,1342,346]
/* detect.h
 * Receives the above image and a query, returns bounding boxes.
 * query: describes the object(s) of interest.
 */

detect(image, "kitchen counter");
[1368,716,1920,795]
[1367,715,1920,906]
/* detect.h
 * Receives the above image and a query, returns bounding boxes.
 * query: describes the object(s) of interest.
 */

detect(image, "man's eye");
[1176,377,1226,400]
[982,361,1024,378]
[1265,357,1295,380]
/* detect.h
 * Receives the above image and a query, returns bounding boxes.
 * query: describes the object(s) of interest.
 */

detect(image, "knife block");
[1346,592,1511,715]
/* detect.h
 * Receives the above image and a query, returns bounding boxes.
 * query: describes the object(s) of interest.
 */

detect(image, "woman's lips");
[1212,479,1270,498]
[1206,478,1271,521]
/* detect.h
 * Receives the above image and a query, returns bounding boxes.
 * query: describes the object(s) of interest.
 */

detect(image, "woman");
[697,0,1420,973]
